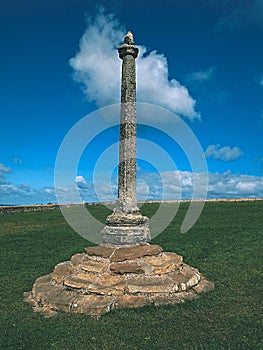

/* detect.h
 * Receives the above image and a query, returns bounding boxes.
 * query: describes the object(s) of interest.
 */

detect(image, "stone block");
[73,295,115,316]
[84,245,115,258]
[101,224,150,246]
[105,212,149,226]
[150,291,198,306]
[110,244,163,262]
[89,274,125,296]
[144,252,182,275]
[80,259,108,274]
[181,264,201,287]
[116,295,150,309]
[70,253,86,267]
[32,274,53,296]
[168,267,200,291]
[52,261,76,284]
[126,275,176,293]
[110,262,144,274]
[44,288,78,312]
[63,272,98,289]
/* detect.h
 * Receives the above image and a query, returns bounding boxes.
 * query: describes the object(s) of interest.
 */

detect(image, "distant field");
[0,201,262,349]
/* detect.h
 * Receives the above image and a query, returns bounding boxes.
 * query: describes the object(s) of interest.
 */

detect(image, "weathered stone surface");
[110,244,163,262]
[73,295,115,317]
[81,259,108,274]
[23,291,37,307]
[102,223,151,245]
[32,274,53,295]
[168,267,200,291]
[101,32,151,246]
[84,246,115,258]
[127,275,176,294]
[25,245,214,318]
[44,289,78,312]
[70,253,86,267]
[63,272,98,289]
[116,32,139,215]
[150,291,198,306]
[181,264,201,288]
[193,278,215,294]
[89,274,125,295]
[110,262,144,274]
[33,306,57,317]
[105,212,148,226]
[144,252,182,275]
[52,262,76,284]
[116,295,149,309]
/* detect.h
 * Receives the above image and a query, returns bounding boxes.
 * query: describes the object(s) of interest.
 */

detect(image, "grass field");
[0,201,262,349]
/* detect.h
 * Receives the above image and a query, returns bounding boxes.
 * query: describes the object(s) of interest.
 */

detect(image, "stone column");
[101,32,151,246]
[116,31,139,214]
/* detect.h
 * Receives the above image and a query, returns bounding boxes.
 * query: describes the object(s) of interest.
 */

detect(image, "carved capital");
[118,44,139,59]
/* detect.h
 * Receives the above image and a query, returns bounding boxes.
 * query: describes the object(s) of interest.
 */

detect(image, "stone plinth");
[24,244,214,318]
[101,212,150,245]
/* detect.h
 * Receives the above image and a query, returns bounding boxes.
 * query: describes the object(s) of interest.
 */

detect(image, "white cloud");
[259,74,263,87]
[188,66,215,82]
[147,170,263,199]
[75,175,86,184]
[208,172,263,198]
[75,175,92,190]
[137,170,263,200]
[69,9,199,121]
[0,163,12,174]
[205,144,244,161]
[1,169,263,205]
[0,162,12,185]
[0,183,56,205]
[10,156,23,165]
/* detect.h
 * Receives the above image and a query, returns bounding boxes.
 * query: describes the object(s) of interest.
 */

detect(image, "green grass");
[0,201,262,349]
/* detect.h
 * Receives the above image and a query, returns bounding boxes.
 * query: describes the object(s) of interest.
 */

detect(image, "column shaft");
[117,54,138,213]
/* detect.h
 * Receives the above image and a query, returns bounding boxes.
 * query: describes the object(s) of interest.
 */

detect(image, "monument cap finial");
[119,30,138,59]
[124,31,134,45]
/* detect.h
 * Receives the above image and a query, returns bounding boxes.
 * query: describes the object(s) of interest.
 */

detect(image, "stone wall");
[0,204,81,214]
[1,198,262,215]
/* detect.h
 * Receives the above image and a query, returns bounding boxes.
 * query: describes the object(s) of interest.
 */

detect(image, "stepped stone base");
[24,244,214,318]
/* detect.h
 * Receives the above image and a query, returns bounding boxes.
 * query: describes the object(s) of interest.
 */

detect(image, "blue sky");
[0,0,263,204]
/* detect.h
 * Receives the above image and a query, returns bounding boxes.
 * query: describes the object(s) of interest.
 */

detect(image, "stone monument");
[24,32,214,318]
[101,31,150,246]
